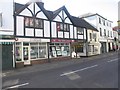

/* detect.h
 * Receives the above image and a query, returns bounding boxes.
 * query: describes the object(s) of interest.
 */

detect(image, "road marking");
[6,83,29,89]
[107,59,118,63]
[60,65,98,76]
[66,72,81,80]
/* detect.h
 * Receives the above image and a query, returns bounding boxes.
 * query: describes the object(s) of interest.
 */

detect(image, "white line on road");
[6,83,29,89]
[107,59,118,63]
[60,65,98,76]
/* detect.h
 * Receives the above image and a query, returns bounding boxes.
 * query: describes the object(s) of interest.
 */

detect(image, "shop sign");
[51,39,74,43]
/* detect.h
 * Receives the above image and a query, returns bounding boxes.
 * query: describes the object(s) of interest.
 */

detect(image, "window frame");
[56,22,70,32]
[77,27,84,35]
[24,17,44,29]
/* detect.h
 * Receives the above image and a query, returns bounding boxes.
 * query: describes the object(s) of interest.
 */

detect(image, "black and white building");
[0,0,99,69]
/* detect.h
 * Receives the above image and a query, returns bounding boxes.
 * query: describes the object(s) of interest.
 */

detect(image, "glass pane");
[39,46,46,58]
[23,47,29,60]
[29,18,34,27]
[16,47,22,61]
[25,17,30,27]
[23,42,29,46]
[30,46,38,59]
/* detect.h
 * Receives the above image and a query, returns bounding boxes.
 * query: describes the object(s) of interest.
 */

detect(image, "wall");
[0,0,14,35]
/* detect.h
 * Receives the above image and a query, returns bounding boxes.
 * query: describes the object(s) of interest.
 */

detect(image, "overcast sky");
[14,0,119,27]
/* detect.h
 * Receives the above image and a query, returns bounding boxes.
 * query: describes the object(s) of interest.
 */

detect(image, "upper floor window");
[93,33,97,42]
[24,17,43,29]
[107,22,108,26]
[104,29,106,36]
[90,33,92,41]
[108,31,109,37]
[103,20,105,26]
[0,13,2,27]
[77,27,84,35]
[99,17,101,24]
[57,22,70,32]
[111,31,113,38]
[100,28,102,36]
[109,23,111,27]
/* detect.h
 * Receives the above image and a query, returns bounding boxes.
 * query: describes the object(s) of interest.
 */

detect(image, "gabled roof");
[15,2,31,15]
[52,6,73,22]
[15,2,51,20]
[71,16,98,31]
[15,3,24,12]
[14,2,98,32]
[36,2,52,20]
[81,13,113,23]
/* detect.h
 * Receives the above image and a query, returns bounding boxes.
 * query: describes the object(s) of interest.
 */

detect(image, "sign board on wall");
[51,39,74,43]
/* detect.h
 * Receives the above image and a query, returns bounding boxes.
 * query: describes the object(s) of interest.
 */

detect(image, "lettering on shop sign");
[51,39,74,43]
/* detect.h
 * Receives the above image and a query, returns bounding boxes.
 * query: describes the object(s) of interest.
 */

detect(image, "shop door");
[2,44,13,70]
[23,46,31,65]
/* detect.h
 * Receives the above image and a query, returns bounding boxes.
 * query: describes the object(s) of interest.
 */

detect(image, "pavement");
[1,51,119,77]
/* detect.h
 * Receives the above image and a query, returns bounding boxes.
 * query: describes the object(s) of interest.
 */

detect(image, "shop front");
[49,39,73,61]
[15,38,49,67]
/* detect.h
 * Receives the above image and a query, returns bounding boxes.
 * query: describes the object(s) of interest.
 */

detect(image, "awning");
[0,42,14,45]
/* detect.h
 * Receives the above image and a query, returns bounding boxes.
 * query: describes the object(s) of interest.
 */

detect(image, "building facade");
[113,26,119,50]
[0,0,99,69]
[81,13,114,54]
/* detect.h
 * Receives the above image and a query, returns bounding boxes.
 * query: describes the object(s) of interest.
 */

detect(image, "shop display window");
[16,47,22,61]
[39,46,47,58]
[49,43,70,58]
[30,46,38,59]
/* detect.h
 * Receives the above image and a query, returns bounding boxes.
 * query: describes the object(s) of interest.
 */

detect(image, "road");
[2,51,119,89]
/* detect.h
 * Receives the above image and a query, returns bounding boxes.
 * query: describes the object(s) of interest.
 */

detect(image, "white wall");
[0,0,14,35]
[118,1,120,20]
[16,16,24,36]
[70,25,73,39]
[35,29,43,37]
[44,21,50,37]
[51,22,57,38]
[74,27,77,39]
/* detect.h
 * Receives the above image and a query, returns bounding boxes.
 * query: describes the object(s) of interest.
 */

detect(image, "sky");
[14,0,119,27]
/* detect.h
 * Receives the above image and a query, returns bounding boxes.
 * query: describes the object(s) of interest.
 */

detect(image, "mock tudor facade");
[0,0,101,69]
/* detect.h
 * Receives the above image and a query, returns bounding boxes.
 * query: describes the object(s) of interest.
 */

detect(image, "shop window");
[30,46,38,59]
[76,45,83,52]
[49,43,70,58]
[16,47,22,61]
[77,27,84,35]
[88,45,92,52]
[39,46,47,58]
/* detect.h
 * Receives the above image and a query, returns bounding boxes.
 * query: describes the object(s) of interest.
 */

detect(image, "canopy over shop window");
[0,42,13,45]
